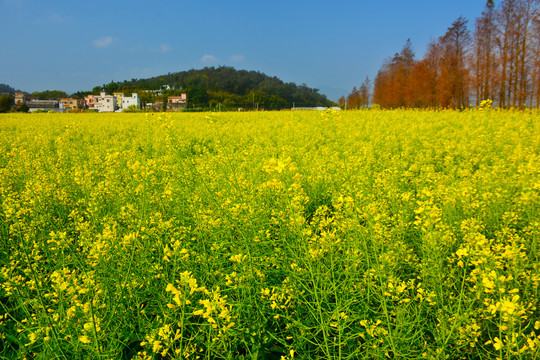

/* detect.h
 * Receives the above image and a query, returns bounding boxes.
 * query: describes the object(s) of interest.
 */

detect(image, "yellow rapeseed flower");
[79,335,92,344]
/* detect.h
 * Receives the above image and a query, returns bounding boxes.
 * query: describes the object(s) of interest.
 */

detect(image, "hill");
[0,84,17,94]
[95,67,335,109]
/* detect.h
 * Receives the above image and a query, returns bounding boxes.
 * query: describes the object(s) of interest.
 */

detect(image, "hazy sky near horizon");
[1,0,487,101]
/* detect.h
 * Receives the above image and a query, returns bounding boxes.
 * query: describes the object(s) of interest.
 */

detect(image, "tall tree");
[347,86,361,108]
[373,40,416,108]
[338,96,346,108]
[373,58,391,107]
[439,17,471,108]
[424,39,443,108]
[397,39,416,107]
[497,0,521,107]
[471,0,498,105]
[359,77,371,108]
[532,14,540,107]
[408,58,438,108]
[515,0,538,107]
[369,0,540,109]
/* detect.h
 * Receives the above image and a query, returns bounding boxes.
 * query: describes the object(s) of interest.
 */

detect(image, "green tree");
[103,81,118,94]
[136,90,154,107]
[185,88,209,108]
[122,105,141,112]
[92,86,103,95]
[0,94,14,113]
[31,90,68,100]
[120,85,138,96]
[14,104,29,113]
[70,91,93,99]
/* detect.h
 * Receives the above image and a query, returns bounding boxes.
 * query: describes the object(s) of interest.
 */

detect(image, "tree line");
[338,77,371,109]
[344,0,539,109]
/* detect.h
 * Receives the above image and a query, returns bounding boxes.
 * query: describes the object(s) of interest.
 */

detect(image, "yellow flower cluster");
[0,109,538,359]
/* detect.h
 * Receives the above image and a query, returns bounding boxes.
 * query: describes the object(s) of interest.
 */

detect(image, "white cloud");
[160,44,171,53]
[92,36,113,48]
[201,54,218,63]
[229,54,244,62]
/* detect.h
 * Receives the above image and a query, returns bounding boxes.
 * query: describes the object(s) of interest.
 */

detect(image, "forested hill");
[98,67,335,109]
[0,84,17,94]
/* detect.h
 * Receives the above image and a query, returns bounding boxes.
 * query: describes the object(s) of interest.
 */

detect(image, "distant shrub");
[12,104,29,113]
[123,105,142,113]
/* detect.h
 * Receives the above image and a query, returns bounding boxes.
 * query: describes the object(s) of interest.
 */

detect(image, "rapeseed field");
[0,110,539,359]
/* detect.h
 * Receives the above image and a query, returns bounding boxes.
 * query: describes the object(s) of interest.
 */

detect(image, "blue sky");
[1,0,487,101]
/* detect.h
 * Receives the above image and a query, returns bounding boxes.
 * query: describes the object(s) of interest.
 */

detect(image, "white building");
[94,91,117,112]
[121,93,140,110]
[27,100,66,113]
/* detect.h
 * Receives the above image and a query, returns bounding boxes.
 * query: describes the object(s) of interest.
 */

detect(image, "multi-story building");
[121,93,140,110]
[60,98,85,111]
[167,93,187,111]
[14,91,27,105]
[84,95,95,108]
[94,91,117,112]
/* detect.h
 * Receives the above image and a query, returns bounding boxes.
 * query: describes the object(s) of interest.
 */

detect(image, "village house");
[14,91,27,105]
[167,93,187,111]
[60,98,85,111]
[27,99,65,113]
[94,91,117,112]
[121,93,140,110]
[84,94,95,108]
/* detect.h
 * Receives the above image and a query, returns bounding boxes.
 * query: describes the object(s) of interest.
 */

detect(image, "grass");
[0,109,539,359]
